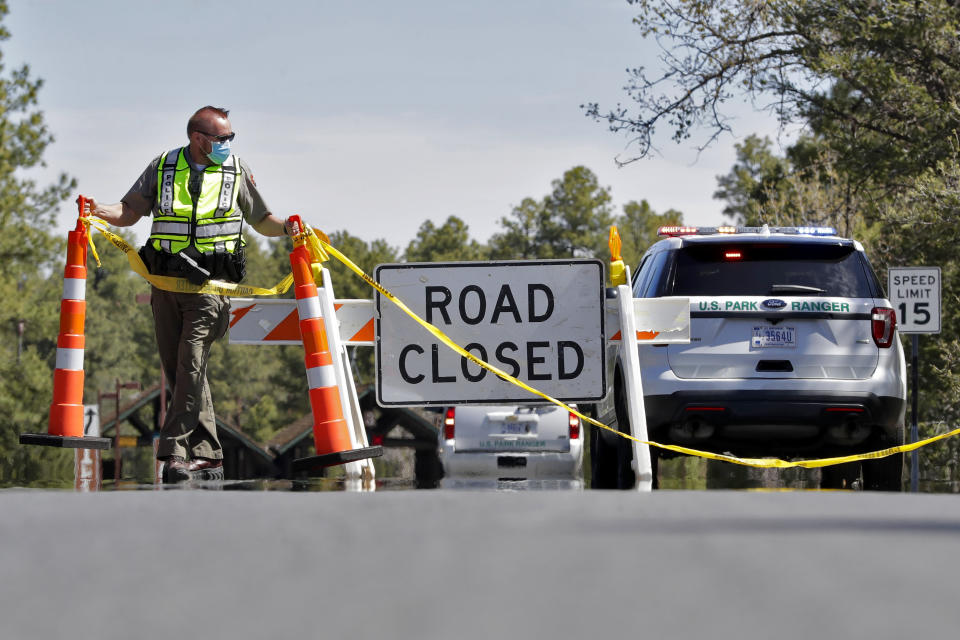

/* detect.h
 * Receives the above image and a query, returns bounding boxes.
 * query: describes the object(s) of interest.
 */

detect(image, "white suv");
[592,225,907,490]
[436,404,583,488]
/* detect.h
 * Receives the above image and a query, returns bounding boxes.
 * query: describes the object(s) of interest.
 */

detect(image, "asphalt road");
[1,487,958,640]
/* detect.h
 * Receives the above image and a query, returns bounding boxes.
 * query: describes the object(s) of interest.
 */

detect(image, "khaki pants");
[151,287,230,460]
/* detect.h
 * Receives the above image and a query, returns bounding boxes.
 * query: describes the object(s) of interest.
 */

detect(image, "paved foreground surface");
[1,488,958,640]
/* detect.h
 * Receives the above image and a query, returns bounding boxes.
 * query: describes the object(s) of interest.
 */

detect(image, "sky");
[5,0,786,251]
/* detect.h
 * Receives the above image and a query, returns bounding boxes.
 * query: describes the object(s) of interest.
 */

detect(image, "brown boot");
[187,458,224,481]
[161,456,191,484]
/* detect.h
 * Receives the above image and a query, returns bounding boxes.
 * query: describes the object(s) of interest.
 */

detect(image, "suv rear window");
[667,243,881,297]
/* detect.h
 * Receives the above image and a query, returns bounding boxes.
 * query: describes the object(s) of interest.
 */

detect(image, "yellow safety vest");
[149,147,244,255]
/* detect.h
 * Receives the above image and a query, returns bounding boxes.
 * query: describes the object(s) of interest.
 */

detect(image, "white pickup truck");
[436,404,583,487]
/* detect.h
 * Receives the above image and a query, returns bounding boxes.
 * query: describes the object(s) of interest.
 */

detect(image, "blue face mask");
[207,140,231,165]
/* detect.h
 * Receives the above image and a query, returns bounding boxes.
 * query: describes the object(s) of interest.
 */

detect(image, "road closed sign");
[888,267,941,334]
[375,260,605,406]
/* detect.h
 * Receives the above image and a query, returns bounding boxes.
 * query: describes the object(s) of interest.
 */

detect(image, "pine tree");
[0,1,77,483]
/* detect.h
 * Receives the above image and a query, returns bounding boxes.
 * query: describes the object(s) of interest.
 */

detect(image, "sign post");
[888,266,941,493]
[74,404,102,492]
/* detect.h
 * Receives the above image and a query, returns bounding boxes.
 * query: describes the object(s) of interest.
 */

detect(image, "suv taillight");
[871,307,896,348]
[443,407,455,440]
[568,412,580,440]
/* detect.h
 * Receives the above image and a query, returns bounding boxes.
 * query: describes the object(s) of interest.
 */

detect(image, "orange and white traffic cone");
[20,196,111,450]
[287,215,381,474]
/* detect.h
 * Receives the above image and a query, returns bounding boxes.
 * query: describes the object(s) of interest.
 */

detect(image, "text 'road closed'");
[375,260,605,406]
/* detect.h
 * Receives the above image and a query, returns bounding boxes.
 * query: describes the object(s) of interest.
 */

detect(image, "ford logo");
[762,298,787,310]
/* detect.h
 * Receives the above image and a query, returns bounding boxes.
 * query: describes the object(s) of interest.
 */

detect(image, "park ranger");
[85,106,295,482]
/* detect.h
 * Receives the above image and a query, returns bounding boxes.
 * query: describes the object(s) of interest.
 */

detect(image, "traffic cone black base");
[19,433,112,450]
[292,445,383,475]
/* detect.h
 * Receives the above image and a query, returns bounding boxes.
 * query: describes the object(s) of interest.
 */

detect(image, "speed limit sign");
[888,267,941,334]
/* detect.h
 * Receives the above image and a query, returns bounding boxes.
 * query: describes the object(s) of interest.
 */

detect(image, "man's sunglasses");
[196,130,236,143]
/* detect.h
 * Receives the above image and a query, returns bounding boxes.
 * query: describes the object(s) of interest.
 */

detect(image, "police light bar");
[796,226,838,236]
[657,225,838,237]
[657,226,698,236]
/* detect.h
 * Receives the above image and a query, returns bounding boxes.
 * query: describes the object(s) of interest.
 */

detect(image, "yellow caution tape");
[305,227,330,262]
[84,222,102,268]
[79,215,957,469]
[309,226,960,469]
[81,217,294,297]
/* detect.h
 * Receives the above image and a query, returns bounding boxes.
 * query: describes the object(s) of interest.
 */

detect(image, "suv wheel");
[590,425,618,489]
[820,461,862,490]
[862,425,905,491]
[862,453,904,491]
[612,373,658,489]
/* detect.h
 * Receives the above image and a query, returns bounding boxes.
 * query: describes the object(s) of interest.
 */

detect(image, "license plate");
[751,326,796,348]
[501,422,532,435]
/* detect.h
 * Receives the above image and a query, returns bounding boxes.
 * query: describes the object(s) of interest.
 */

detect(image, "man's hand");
[78,196,140,227]
[80,195,98,217]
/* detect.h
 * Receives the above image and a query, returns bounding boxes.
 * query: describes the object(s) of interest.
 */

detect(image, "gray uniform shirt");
[121,149,270,226]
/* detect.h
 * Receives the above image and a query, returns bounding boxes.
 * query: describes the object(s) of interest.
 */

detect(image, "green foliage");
[488,166,677,267]
[325,230,399,299]
[404,216,487,262]
[915,420,960,489]
[537,166,614,258]
[588,0,960,180]
[714,133,872,236]
[871,156,960,426]
[490,166,615,259]
[488,198,542,259]
[615,199,683,267]
[0,7,74,278]
[713,135,791,225]
[0,345,75,485]
[0,2,76,483]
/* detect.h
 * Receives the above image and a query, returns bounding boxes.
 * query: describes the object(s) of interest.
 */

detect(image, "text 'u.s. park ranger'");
[83,106,295,483]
